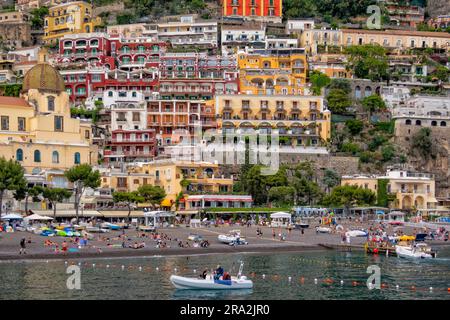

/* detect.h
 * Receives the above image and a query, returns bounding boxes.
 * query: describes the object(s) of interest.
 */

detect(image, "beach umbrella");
[0,213,23,220]
[24,213,54,221]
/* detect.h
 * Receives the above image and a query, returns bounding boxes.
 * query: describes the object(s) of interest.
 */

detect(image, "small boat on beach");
[85,226,109,233]
[170,262,253,290]
[346,230,368,238]
[218,230,246,244]
[395,243,437,259]
[316,226,331,233]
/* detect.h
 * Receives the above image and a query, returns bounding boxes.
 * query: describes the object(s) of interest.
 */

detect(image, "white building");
[143,15,218,49]
[221,25,266,56]
[110,99,148,131]
[381,86,411,109]
[265,37,299,49]
[285,19,315,34]
[390,95,450,118]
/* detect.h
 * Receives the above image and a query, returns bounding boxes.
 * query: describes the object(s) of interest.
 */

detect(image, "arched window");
[47,96,55,111]
[415,120,422,126]
[440,121,447,127]
[365,86,372,97]
[16,149,23,161]
[34,150,41,163]
[405,119,411,125]
[52,151,59,163]
[74,152,81,164]
[355,86,361,99]
[431,121,437,126]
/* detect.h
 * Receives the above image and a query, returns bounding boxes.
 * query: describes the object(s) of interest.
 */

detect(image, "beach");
[1,219,447,261]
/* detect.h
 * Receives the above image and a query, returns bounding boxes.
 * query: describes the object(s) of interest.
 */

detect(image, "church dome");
[22,63,65,93]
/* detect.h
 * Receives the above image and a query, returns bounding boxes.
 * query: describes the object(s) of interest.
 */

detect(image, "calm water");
[1,248,449,300]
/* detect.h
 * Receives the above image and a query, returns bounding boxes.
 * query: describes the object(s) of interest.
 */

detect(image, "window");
[34,150,41,163]
[1,116,9,130]
[108,91,113,97]
[18,117,25,131]
[47,96,55,111]
[54,116,64,132]
[92,74,101,82]
[85,130,90,139]
[52,151,59,163]
[16,149,23,161]
[74,152,81,164]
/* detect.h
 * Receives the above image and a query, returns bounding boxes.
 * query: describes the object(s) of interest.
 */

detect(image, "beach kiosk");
[144,211,175,228]
[388,211,405,225]
[270,212,292,228]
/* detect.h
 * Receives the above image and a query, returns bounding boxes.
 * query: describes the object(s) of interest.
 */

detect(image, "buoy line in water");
[57,260,450,294]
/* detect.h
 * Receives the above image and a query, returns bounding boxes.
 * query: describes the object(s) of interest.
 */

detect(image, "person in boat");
[222,272,231,280]
[215,265,224,280]
[200,269,208,279]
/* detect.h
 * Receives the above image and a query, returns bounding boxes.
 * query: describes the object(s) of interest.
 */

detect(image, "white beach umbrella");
[24,213,54,221]
[0,213,23,220]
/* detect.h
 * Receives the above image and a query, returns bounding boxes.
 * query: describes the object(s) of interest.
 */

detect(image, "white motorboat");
[346,230,368,237]
[395,243,436,259]
[85,226,109,233]
[218,230,246,244]
[170,262,253,290]
[316,226,331,233]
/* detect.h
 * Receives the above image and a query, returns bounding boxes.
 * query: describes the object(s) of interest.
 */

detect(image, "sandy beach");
[0,220,448,261]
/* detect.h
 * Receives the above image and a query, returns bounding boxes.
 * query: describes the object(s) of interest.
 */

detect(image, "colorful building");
[214,94,331,147]
[159,52,239,100]
[341,168,439,216]
[222,0,282,23]
[0,63,98,185]
[147,99,216,148]
[238,49,307,95]
[43,1,102,45]
[99,160,234,204]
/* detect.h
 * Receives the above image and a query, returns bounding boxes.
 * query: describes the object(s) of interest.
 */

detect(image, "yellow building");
[341,168,439,215]
[238,49,307,95]
[43,1,102,45]
[215,94,331,146]
[100,160,234,204]
[0,63,98,184]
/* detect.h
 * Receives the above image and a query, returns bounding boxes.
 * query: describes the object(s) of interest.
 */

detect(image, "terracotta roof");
[0,96,30,108]
[342,29,450,39]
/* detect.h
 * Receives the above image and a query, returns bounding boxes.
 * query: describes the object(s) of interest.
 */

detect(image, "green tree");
[341,142,361,154]
[345,44,388,81]
[310,71,331,95]
[30,7,49,30]
[433,66,450,82]
[0,158,27,215]
[411,128,434,159]
[14,185,43,215]
[42,188,72,218]
[345,119,364,135]
[113,191,144,221]
[322,169,340,193]
[322,185,376,214]
[116,13,134,25]
[381,144,395,162]
[65,164,101,223]
[268,186,295,206]
[137,185,167,209]
[328,78,351,94]
[361,94,386,119]
[326,89,352,114]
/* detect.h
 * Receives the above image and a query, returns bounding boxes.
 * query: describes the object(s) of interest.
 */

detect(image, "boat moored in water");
[395,242,437,259]
[170,262,253,290]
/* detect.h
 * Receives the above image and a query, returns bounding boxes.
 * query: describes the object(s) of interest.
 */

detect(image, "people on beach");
[61,240,68,254]
[19,238,26,254]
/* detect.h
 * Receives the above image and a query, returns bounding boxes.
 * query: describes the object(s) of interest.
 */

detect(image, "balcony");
[110,138,154,144]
